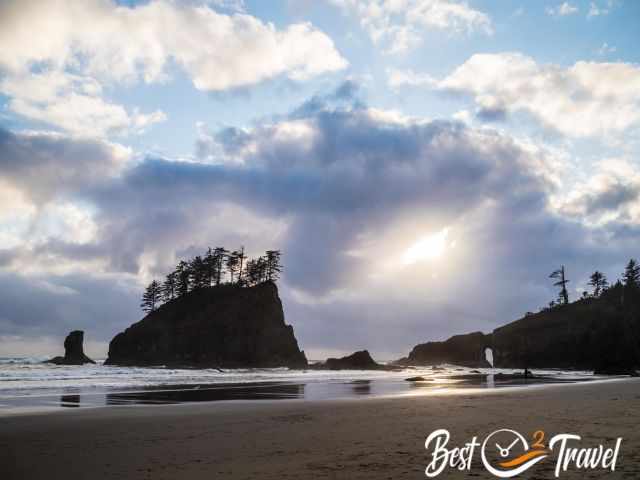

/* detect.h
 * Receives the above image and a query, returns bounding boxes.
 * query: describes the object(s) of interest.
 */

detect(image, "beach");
[2,378,639,480]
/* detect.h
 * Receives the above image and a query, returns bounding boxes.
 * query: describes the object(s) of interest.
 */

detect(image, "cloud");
[557,158,640,225]
[438,52,640,138]
[2,82,640,356]
[0,71,167,137]
[587,0,616,17]
[330,0,492,54]
[0,0,346,136]
[596,42,616,56]
[387,68,437,89]
[545,2,579,16]
[0,128,130,205]
[0,270,139,351]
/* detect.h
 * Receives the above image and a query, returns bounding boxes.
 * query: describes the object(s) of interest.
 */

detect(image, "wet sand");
[1,378,639,479]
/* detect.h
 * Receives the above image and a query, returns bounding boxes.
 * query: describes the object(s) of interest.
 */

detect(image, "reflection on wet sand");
[350,380,371,395]
[60,394,80,407]
[1,372,595,413]
[106,382,306,406]
[406,372,580,392]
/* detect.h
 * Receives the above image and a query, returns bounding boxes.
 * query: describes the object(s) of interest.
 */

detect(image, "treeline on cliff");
[141,247,282,313]
[529,259,640,373]
[542,259,640,309]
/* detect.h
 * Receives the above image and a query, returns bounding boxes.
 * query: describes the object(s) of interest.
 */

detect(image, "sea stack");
[105,281,307,368]
[46,330,95,365]
[402,332,492,368]
[321,350,382,370]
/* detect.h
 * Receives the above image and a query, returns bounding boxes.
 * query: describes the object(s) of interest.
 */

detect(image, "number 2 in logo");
[531,430,545,449]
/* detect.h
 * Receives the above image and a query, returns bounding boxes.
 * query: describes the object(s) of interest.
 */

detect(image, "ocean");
[0,358,602,415]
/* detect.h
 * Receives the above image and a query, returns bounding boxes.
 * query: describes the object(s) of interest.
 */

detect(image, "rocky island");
[106,281,307,368]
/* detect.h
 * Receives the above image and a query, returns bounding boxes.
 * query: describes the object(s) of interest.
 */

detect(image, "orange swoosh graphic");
[499,449,548,468]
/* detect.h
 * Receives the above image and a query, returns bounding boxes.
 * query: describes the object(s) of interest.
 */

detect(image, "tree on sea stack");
[161,271,177,302]
[212,247,228,286]
[140,246,284,312]
[175,260,191,296]
[226,251,240,283]
[246,256,267,286]
[265,250,282,282]
[190,255,208,290]
[236,246,247,285]
[623,259,640,288]
[141,280,161,313]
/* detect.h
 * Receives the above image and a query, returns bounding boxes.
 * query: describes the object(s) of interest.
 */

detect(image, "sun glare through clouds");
[402,228,450,265]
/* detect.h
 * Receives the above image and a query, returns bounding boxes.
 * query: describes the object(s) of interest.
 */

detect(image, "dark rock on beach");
[105,281,307,368]
[316,350,382,370]
[401,332,492,368]
[46,330,95,365]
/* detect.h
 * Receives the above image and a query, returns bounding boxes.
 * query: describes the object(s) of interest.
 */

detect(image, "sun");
[402,228,449,265]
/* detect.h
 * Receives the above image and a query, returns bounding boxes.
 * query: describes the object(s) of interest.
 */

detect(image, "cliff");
[105,282,307,368]
[46,330,95,365]
[492,290,639,372]
[403,283,640,372]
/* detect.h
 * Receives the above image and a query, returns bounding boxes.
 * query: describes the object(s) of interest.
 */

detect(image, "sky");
[1,0,639,360]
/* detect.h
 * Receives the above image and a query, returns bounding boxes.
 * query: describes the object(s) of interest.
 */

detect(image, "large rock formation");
[492,296,638,372]
[402,283,640,372]
[402,332,492,368]
[105,282,307,368]
[320,350,382,370]
[46,330,95,365]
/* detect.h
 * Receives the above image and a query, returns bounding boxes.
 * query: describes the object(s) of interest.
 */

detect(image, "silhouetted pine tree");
[226,251,240,284]
[190,255,208,289]
[175,260,191,296]
[588,271,608,297]
[550,265,569,305]
[246,256,267,286]
[265,250,282,282]
[212,247,227,285]
[161,271,177,302]
[203,248,217,286]
[141,280,161,313]
[236,246,247,285]
[623,259,640,288]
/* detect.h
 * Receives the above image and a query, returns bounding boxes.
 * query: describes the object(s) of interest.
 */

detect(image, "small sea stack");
[318,350,383,370]
[46,330,95,365]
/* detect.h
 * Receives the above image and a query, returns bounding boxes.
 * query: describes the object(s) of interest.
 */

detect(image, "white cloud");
[0,71,166,137]
[0,0,346,136]
[387,68,437,89]
[596,42,617,56]
[0,0,346,89]
[587,0,615,17]
[557,158,640,226]
[546,2,579,16]
[330,0,492,54]
[439,52,640,138]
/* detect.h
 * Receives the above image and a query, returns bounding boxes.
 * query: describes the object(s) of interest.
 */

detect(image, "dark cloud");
[579,182,639,217]
[0,270,139,340]
[0,127,126,204]
[475,105,508,122]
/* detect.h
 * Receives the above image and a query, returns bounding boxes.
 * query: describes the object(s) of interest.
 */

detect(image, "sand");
[1,378,639,479]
